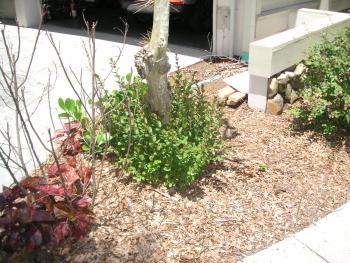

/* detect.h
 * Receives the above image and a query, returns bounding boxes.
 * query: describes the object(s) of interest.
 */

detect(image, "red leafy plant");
[0,126,93,256]
[50,122,83,156]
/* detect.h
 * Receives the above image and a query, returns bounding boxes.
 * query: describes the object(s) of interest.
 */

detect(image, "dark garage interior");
[41,0,212,51]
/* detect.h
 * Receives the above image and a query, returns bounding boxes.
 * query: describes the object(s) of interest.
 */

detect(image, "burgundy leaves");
[0,124,93,254]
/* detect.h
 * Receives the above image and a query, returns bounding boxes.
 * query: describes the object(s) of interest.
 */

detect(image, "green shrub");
[101,71,224,187]
[290,27,350,135]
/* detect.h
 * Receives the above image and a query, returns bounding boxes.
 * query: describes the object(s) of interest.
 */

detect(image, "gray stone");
[217,86,235,104]
[294,63,306,76]
[291,76,304,91]
[224,127,236,139]
[285,71,296,80]
[290,89,299,104]
[278,83,287,94]
[284,84,293,103]
[224,71,250,94]
[268,78,278,98]
[266,93,284,115]
[227,92,247,106]
[277,73,289,85]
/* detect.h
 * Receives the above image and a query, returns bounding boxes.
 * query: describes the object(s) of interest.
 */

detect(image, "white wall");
[256,0,320,40]
[213,0,350,57]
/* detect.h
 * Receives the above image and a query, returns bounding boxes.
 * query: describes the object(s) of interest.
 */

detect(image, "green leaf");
[58,112,71,119]
[58,98,66,110]
[125,72,132,83]
[82,144,90,152]
[65,98,75,113]
[96,133,106,145]
[76,100,82,110]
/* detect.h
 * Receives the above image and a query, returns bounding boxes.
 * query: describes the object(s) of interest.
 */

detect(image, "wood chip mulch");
[54,60,350,263]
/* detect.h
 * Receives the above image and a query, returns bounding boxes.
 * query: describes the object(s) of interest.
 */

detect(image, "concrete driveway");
[0,23,206,188]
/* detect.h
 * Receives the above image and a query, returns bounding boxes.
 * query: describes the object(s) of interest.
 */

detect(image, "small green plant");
[58,97,88,126]
[82,131,110,154]
[57,97,109,154]
[258,163,268,172]
[102,71,224,187]
[290,27,350,136]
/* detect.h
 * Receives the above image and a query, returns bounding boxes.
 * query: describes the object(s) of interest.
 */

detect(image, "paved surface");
[243,201,350,263]
[0,23,206,188]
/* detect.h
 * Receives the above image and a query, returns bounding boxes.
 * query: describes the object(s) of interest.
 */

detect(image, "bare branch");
[48,129,72,206]
[47,32,93,121]
[0,149,27,195]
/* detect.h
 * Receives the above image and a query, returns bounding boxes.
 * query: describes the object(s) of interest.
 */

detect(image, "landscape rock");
[285,71,295,80]
[277,73,289,85]
[266,94,284,115]
[224,127,237,139]
[227,92,247,107]
[284,84,293,103]
[291,76,304,91]
[294,63,306,76]
[290,89,299,104]
[278,83,287,94]
[268,78,278,98]
[217,86,235,104]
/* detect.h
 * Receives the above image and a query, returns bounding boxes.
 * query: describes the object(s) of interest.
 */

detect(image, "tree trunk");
[135,0,171,123]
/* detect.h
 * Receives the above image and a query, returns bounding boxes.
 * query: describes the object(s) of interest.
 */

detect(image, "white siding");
[261,0,319,12]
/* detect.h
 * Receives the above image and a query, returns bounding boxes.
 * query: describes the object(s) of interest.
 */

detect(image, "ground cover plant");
[101,69,224,187]
[0,20,99,261]
[0,124,93,261]
[290,27,350,135]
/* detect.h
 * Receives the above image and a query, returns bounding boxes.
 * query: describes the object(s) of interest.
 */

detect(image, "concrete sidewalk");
[0,23,206,188]
[243,201,350,263]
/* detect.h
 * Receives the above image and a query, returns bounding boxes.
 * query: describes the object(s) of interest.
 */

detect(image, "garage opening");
[41,0,213,51]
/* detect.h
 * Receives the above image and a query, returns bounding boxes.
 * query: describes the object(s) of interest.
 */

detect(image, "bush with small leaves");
[290,27,350,135]
[102,71,224,187]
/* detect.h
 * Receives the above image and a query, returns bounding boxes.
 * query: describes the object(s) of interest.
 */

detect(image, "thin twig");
[48,129,72,207]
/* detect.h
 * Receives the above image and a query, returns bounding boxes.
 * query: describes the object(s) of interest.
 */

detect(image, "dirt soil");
[55,59,350,263]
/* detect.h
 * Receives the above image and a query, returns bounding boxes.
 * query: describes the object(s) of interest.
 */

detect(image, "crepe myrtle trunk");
[135,0,171,124]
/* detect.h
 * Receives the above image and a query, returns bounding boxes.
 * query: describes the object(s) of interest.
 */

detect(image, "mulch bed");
[53,58,350,262]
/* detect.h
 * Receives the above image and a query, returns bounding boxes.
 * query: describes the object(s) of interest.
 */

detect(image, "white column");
[248,74,268,112]
[15,0,42,27]
[213,0,236,57]
[233,0,258,56]
[319,0,331,10]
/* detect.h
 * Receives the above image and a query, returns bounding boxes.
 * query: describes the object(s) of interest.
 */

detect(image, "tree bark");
[135,0,171,123]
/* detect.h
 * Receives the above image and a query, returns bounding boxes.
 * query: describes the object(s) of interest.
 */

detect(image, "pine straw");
[56,102,350,263]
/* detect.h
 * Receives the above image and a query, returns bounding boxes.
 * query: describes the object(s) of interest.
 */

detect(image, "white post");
[248,74,268,112]
[233,0,258,57]
[320,0,331,10]
[212,0,236,57]
[15,0,42,27]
